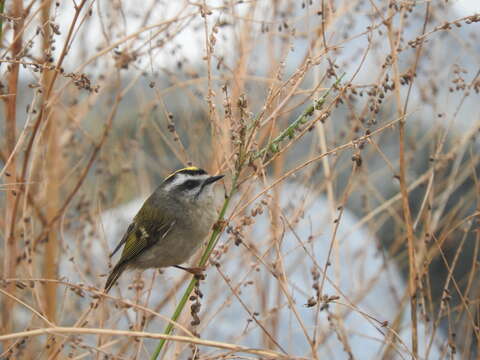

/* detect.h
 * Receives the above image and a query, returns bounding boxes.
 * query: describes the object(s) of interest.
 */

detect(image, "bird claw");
[174,265,206,279]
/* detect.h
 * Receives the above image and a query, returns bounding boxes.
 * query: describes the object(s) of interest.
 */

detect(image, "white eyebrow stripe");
[163,173,186,192]
[163,174,210,192]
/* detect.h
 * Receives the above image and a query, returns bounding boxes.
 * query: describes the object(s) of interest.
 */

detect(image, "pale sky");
[455,0,480,14]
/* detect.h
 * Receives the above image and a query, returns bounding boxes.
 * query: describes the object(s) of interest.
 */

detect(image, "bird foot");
[174,265,206,279]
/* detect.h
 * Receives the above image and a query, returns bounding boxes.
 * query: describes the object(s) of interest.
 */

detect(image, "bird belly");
[131,205,216,269]
[132,232,202,269]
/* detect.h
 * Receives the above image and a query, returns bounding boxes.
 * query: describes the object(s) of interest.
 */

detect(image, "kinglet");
[104,167,224,293]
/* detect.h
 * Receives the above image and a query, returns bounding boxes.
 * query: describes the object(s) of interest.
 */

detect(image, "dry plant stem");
[31,82,122,253]
[0,122,47,226]
[1,2,477,358]
[394,51,419,360]
[239,232,317,355]
[201,1,215,128]
[377,3,431,357]
[10,0,87,238]
[2,0,23,344]
[72,12,196,75]
[429,69,480,230]
[0,327,292,359]
[242,58,329,160]
[385,7,420,358]
[269,147,283,351]
[459,164,480,339]
[259,61,312,128]
[133,272,158,359]
[429,214,480,336]
[316,161,357,343]
[254,74,345,160]
[215,265,288,354]
[152,92,189,165]
[1,277,197,337]
[0,287,55,327]
[198,240,274,336]
[246,208,414,358]
[39,0,60,338]
[260,81,348,170]
[45,281,194,357]
[280,213,399,346]
[1,8,88,336]
[428,230,469,350]
[151,173,239,360]
[236,117,402,217]
[341,121,480,243]
[44,78,133,358]
[31,75,140,358]
[74,340,122,360]
[0,0,47,59]
[427,231,480,354]
[311,63,336,354]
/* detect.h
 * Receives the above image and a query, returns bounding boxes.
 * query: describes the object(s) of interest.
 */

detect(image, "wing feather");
[109,223,134,258]
[104,198,175,292]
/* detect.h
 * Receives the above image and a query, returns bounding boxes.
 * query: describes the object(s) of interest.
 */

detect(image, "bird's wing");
[119,220,175,264]
[109,223,134,258]
[111,199,176,266]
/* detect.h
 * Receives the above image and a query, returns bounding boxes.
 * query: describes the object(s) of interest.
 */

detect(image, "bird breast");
[132,194,217,269]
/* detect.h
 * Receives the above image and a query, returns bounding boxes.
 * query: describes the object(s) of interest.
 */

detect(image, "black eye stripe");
[177,179,201,191]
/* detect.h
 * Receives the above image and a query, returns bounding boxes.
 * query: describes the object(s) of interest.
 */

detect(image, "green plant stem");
[254,73,345,160]
[150,74,345,359]
[150,173,239,360]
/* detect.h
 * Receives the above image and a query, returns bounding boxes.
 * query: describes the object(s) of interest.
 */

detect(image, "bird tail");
[104,262,127,293]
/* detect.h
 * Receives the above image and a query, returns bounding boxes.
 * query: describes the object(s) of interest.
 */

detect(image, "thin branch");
[0,327,294,359]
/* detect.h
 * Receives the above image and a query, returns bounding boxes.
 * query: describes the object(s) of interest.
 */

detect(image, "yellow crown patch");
[164,166,205,182]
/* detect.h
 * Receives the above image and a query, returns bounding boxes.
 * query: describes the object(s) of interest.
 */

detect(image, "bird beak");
[204,174,224,185]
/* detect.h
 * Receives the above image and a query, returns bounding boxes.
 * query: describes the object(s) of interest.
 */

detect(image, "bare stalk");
[39,0,60,332]
[2,0,24,346]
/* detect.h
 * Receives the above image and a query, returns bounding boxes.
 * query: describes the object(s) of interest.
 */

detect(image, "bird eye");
[182,179,199,190]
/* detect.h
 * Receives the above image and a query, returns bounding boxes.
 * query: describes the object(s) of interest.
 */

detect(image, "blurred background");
[1,0,480,359]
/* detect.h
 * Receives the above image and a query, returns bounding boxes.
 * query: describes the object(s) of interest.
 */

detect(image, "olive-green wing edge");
[104,220,176,293]
[109,223,134,258]
[118,220,175,264]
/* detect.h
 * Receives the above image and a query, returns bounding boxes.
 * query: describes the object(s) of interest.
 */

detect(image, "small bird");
[104,167,224,293]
